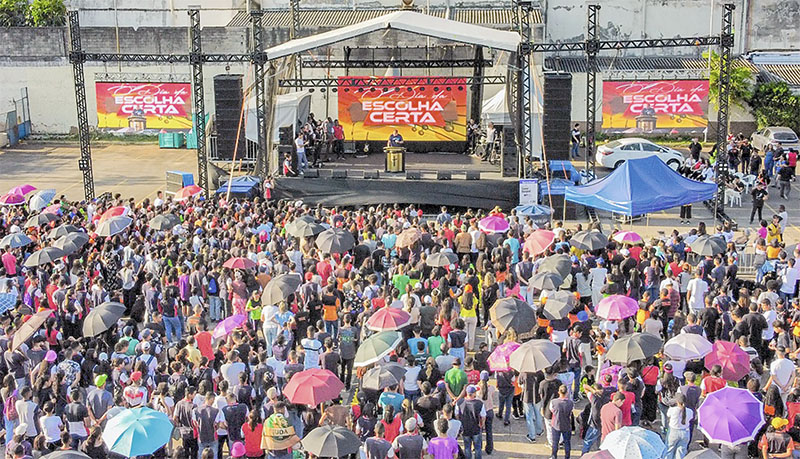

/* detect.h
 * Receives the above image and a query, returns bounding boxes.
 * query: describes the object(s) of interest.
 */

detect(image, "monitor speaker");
[363,170,380,179]
[332,170,347,179]
[544,193,577,220]
[303,169,319,178]
[406,171,421,180]
[465,171,481,180]
[543,72,573,162]
[214,74,245,161]
[277,145,293,155]
[437,171,452,180]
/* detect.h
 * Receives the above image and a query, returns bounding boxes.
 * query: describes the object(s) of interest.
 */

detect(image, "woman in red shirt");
[241,411,264,459]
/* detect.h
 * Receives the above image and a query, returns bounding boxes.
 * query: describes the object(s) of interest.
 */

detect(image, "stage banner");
[95,82,193,133]
[601,80,709,134]
[337,76,468,142]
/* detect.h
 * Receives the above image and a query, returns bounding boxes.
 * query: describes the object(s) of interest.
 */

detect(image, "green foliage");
[27,0,66,26]
[748,82,800,134]
[703,50,754,110]
[0,0,29,27]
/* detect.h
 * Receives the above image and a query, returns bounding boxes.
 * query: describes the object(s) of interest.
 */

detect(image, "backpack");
[4,391,18,421]
[207,276,219,295]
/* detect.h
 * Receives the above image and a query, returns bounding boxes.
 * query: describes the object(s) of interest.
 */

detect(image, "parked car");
[595,137,684,169]
[750,126,800,152]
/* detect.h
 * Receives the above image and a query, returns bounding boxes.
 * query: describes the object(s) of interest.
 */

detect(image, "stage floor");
[312,151,503,179]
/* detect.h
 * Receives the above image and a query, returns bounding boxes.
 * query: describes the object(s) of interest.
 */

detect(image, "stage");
[273,151,519,208]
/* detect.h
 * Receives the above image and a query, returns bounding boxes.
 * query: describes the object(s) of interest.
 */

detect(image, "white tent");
[480,74,545,159]
[244,90,311,143]
[482,89,512,126]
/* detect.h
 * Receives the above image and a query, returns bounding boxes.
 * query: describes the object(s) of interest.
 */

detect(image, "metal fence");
[1,88,31,147]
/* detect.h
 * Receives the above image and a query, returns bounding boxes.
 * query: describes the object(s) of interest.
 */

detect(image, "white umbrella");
[29,189,56,212]
[96,216,132,237]
[664,333,713,360]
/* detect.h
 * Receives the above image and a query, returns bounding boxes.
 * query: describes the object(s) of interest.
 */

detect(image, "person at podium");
[387,129,404,147]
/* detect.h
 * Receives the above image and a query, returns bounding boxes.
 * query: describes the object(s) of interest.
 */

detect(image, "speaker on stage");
[406,171,421,180]
[279,126,294,145]
[363,170,380,179]
[437,171,452,180]
[303,169,319,178]
[543,72,573,162]
[465,171,481,180]
[500,127,518,177]
[214,75,246,161]
[332,170,347,179]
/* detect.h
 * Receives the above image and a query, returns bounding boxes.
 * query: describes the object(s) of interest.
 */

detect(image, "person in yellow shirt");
[459,285,479,351]
[767,215,783,245]
[183,336,203,368]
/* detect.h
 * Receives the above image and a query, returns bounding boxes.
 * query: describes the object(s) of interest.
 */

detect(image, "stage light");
[309,88,315,93]
[332,88,338,93]
[446,87,452,91]
[433,87,439,91]
[458,86,464,91]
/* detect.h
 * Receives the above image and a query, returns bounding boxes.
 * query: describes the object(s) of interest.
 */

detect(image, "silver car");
[751,127,800,152]
[595,137,684,170]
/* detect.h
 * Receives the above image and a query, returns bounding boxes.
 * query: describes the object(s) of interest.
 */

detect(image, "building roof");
[757,64,800,86]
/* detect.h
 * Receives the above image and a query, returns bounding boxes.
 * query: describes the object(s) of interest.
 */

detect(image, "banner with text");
[601,80,709,134]
[96,82,193,133]
[337,76,467,142]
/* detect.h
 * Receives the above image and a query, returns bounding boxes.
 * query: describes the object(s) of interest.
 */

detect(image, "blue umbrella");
[600,426,665,459]
[29,189,56,213]
[0,232,32,249]
[514,204,553,218]
[102,407,173,457]
[0,292,17,314]
[251,223,271,234]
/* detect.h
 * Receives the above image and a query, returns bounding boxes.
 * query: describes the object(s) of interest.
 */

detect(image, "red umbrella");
[283,369,344,406]
[523,229,555,255]
[99,206,129,222]
[223,257,257,270]
[175,184,203,201]
[704,340,750,381]
[366,307,411,332]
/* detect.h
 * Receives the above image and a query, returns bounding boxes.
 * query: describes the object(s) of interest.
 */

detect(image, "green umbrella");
[354,331,402,367]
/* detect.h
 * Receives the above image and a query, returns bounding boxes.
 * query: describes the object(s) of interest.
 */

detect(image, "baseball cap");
[130,371,142,382]
[773,418,789,430]
[405,417,417,432]
[466,385,478,395]
[480,371,490,381]
[142,341,152,352]
[44,350,57,362]
[95,374,108,387]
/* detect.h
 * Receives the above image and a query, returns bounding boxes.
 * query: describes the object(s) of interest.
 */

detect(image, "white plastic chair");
[725,188,742,207]
[741,175,756,194]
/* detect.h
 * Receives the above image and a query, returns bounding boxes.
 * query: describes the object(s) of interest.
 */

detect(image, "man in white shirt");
[767,346,795,400]
[780,258,800,301]
[220,351,247,386]
[153,190,164,208]
[588,260,608,307]
[686,270,708,313]
[762,300,778,344]
[295,131,308,174]
[301,326,323,370]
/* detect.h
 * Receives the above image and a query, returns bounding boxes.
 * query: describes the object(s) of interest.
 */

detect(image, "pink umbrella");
[8,184,36,196]
[43,204,61,215]
[478,215,510,234]
[599,363,623,388]
[99,206,129,222]
[595,295,639,320]
[488,341,520,372]
[581,451,614,459]
[0,193,25,206]
[612,231,643,244]
[366,307,411,332]
[523,229,555,255]
[223,256,257,270]
[212,314,247,339]
[704,340,750,381]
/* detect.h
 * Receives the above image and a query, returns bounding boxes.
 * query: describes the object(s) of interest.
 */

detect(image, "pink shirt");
[2,252,16,275]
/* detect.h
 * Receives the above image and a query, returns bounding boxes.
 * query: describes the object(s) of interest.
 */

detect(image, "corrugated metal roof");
[758,64,800,86]
[543,56,755,73]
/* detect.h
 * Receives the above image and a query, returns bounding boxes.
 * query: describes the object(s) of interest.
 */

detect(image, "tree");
[0,0,29,27]
[26,0,66,26]
[703,50,754,110]
[748,82,800,134]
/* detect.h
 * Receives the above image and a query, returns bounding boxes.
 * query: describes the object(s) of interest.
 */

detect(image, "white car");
[595,138,684,170]
[750,127,800,152]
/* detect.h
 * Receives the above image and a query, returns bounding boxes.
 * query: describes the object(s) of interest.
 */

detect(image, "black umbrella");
[605,332,663,364]
[149,213,181,231]
[262,273,303,305]
[542,290,577,320]
[427,251,458,268]
[490,297,536,335]
[530,271,563,291]
[83,301,126,337]
[538,254,572,279]
[53,231,89,255]
[690,235,726,257]
[24,212,58,228]
[23,247,66,267]
[315,228,356,254]
[362,363,406,390]
[48,224,81,240]
[287,216,325,238]
[570,230,608,251]
[301,425,361,458]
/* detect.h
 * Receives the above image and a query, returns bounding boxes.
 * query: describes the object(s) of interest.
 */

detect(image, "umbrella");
[24,212,58,228]
[43,204,61,215]
[9,184,35,196]
[148,213,181,231]
[316,228,356,253]
[53,231,89,255]
[42,451,91,459]
[530,271,563,291]
[174,184,203,201]
[478,215,510,234]
[362,363,406,390]
[538,254,572,279]
[514,204,553,218]
[613,231,643,244]
[523,229,555,255]
[301,425,361,458]
[600,426,665,459]
[542,290,577,320]
[691,235,727,257]
[704,340,750,381]
[23,246,66,267]
[283,368,345,406]
[605,333,663,364]
[354,331,403,367]
[29,189,56,212]
[0,292,17,314]
[48,224,81,240]
[570,230,608,251]
[367,307,412,332]
[223,256,257,270]
[595,295,639,320]
[96,216,132,237]
[509,339,561,373]
[581,452,615,459]
[99,206,129,222]
[664,333,713,361]
[11,310,51,350]
[395,227,422,248]
[262,273,303,305]
[286,217,325,238]
[427,251,458,268]
[102,407,173,457]
[489,297,536,335]
[83,302,126,337]
[487,341,520,372]
[698,386,765,447]
[0,193,25,206]
[252,223,271,234]
[684,451,721,459]
[599,364,623,388]
[212,314,247,340]
[0,232,32,249]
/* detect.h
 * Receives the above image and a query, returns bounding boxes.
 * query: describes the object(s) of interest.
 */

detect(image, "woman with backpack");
[2,375,19,445]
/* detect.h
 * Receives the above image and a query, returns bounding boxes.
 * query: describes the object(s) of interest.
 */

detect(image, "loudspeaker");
[500,127,518,178]
[437,171,452,180]
[544,193,578,220]
[277,145,293,155]
[465,171,481,180]
[214,74,246,161]
[363,170,380,179]
[406,171,421,180]
[303,169,319,178]
[279,126,294,145]
[332,170,347,179]
[543,72,573,162]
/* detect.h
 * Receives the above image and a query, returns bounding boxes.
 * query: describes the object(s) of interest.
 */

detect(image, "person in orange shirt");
[322,284,341,339]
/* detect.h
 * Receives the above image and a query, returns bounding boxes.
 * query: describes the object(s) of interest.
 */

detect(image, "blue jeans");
[297,150,308,172]
[485,409,494,454]
[199,440,218,459]
[163,316,182,343]
[571,142,579,157]
[524,402,544,438]
[405,389,420,403]
[464,433,483,459]
[4,417,17,444]
[264,326,278,357]
[208,295,222,321]
[551,429,571,459]
[582,426,601,454]
[570,366,581,400]
[665,429,689,459]
[449,347,465,369]
[324,320,338,340]
[498,392,514,423]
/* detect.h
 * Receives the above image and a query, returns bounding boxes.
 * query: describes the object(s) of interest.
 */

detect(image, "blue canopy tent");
[564,156,717,216]
[215,175,262,199]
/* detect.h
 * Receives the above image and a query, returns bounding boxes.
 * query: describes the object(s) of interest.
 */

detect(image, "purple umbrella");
[595,295,639,320]
[478,215,510,234]
[212,314,247,339]
[698,386,764,447]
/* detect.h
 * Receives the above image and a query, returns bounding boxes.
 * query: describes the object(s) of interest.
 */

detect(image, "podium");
[384,146,406,173]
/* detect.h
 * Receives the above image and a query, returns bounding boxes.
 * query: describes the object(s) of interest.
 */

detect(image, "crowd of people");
[0,187,797,459]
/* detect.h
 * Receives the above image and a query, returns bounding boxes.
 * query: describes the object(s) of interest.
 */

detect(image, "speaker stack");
[500,126,518,177]
[542,72,573,162]
[213,74,246,161]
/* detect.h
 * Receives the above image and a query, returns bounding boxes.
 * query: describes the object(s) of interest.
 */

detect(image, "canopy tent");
[245,91,311,143]
[215,175,262,199]
[481,76,544,159]
[265,11,521,59]
[564,156,717,216]
[482,89,512,125]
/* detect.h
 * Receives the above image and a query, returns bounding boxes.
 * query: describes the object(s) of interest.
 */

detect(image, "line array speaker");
[500,127,518,177]
[542,72,573,162]
[213,74,246,161]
